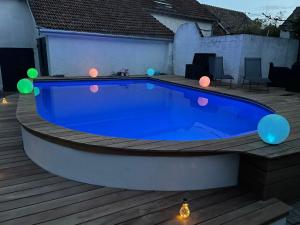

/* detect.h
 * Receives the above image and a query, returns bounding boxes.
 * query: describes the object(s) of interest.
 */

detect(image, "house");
[27,0,217,79]
[0,0,256,91]
[280,7,300,39]
[203,4,253,36]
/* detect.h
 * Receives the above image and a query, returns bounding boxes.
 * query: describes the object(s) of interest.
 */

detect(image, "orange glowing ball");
[199,76,211,88]
[89,68,99,78]
[197,97,209,107]
[89,85,99,93]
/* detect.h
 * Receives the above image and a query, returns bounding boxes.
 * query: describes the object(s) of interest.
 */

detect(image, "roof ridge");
[201,3,247,15]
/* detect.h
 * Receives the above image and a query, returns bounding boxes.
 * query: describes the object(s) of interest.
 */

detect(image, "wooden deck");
[1,76,299,224]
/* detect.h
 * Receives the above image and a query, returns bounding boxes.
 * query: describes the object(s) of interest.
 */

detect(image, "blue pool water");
[34,79,273,141]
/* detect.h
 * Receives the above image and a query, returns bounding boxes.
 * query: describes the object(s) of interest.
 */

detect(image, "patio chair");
[210,57,234,88]
[286,61,300,92]
[268,62,291,87]
[242,58,270,90]
[185,53,216,80]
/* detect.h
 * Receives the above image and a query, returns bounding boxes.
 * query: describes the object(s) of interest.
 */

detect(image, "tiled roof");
[281,7,300,32]
[28,0,215,39]
[203,4,252,35]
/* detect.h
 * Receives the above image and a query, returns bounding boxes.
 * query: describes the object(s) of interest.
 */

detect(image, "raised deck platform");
[17,75,300,200]
[1,75,299,224]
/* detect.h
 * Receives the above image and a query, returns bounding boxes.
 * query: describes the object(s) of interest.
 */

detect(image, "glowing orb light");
[258,114,290,145]
[17,79,33,94]
[147,68,155,77]
[34,87,40,96]
[146,83,155,90]
[89,68,99,78]
[27,68,39,79]
[89,85,99,93]
[199,76,211,88]
[197,97,209,107]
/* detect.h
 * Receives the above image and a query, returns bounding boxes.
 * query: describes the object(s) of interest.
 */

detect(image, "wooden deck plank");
[221,201,290,225]
[197,198,278,225]
[120,188,244,225]
[4,190,147,225]
[0,187,112,223]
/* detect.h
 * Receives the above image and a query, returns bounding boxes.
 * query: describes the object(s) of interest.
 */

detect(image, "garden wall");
[174,23,299,83]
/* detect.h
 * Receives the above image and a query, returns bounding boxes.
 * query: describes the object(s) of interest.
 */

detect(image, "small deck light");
[179,199,190,219]
[17,79,33,94]
[199,76,210,88]
[258,114,290,145]
[27,68,39,79]
[147,68,155,77]
[1,97,8,104]
[89,68,99,78]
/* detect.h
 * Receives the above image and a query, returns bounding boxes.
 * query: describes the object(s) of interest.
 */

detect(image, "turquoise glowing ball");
[17,79,34,94]
[258,114,290,145]
[34,87,40,96]
[147,68,155,76]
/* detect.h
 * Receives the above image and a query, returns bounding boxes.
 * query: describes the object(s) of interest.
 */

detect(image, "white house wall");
[46,33,172,76]
[152,13,212,37]
[0,0,36,48]
[0,0,37,90]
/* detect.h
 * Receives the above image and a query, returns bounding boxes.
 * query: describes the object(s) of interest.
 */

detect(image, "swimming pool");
[34,79,273,141]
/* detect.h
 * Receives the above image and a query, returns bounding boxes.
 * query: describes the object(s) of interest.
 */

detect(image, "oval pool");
[34,79,273,141]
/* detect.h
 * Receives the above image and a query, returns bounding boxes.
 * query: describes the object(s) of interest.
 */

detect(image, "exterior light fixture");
[1,97,8,104]
[179,199,190,219]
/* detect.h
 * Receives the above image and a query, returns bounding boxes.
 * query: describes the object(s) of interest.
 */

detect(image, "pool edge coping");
[16,76,276,158]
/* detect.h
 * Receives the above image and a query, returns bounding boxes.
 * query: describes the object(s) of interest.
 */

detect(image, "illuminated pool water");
[34,79,273,141]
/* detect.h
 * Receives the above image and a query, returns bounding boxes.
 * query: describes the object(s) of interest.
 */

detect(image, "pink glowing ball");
[197,97,209,107]
[89,68,99,78]
[89,85,99,93]
[199,76,211,88]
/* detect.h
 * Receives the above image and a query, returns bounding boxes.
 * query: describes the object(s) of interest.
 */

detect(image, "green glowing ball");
[17,79,34,94]
[27,68,39,79]
[34,87,40,96]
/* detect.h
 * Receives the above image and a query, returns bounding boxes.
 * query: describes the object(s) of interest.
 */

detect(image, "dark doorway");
[37,37,49,76]
[0,48,35,91]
